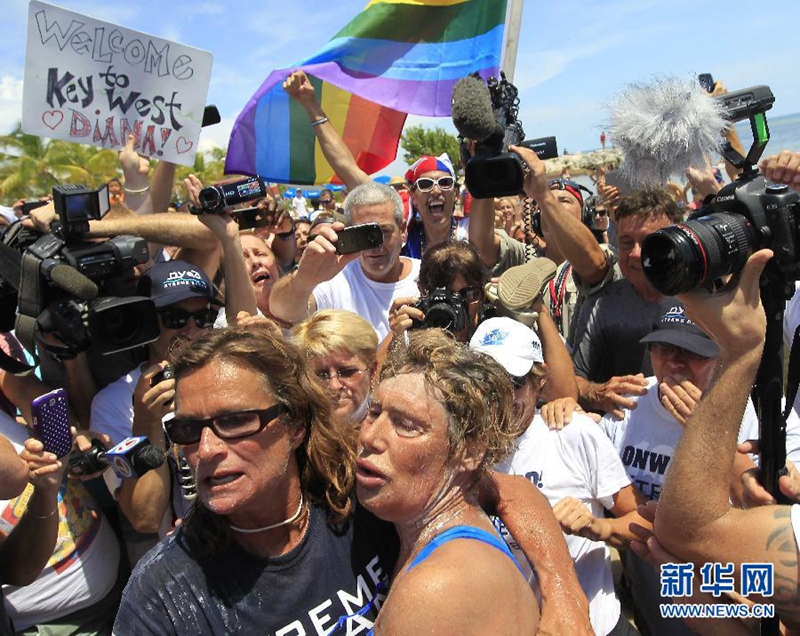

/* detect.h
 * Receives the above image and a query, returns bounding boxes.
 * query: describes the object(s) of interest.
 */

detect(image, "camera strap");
[12,251,45,372]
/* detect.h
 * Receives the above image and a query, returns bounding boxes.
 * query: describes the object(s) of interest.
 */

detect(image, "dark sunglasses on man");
[165,404,287,445]
[158,307,217,330]
[414,176,455,193]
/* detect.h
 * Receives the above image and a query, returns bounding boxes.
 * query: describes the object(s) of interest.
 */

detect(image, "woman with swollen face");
[357,329,539,634]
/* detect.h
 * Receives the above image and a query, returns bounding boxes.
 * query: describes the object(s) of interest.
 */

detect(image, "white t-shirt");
[292,196,309,219]
[494,413,631,636]
[600,376,759,501]
[312,258,421,341]
[0,413,119,629]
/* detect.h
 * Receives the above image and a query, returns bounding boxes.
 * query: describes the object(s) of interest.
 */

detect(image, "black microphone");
[452,75,503,141]
[41,258,98,301]
[68,436,166,479]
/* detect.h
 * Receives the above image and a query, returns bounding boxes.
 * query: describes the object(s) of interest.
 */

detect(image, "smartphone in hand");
[31,388,72,458]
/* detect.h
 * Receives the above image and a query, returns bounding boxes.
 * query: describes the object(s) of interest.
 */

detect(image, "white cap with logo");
[469,317,543,377]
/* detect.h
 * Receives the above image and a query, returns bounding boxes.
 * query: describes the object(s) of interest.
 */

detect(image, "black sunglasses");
[159,308,216,330]
[165,404,286,445]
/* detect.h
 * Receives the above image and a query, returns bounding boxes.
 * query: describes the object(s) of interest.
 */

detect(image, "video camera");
[411,288,468,332]
[192,176,267,214]
[452,72,559,199]
[641,85,800,296]
[0,183,160,361]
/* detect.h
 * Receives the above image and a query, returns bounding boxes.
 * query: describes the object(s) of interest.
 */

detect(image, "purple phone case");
[31,389,72,457]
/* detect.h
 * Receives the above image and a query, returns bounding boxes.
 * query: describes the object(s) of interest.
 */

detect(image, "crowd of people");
[0,65,800,636]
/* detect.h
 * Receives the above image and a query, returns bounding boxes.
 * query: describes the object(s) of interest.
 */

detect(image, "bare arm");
[510,145,609,284]
[117,363,173,534]
[480,472,593,636]
[118,135,153,214]
[87,213,218,252]
[150,160,177,215]
[185,175,258,321]
[268,224,358,324]
[283,71,369,189]
[0,439,66,586]
[657,250,800,621]
[536,303,578,402]
[0,435,29,499]
[467,193,502,268]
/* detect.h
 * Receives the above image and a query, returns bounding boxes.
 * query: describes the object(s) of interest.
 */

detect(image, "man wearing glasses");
[90,260,217,562]
[270,182,420,340]
[282,72,464,257]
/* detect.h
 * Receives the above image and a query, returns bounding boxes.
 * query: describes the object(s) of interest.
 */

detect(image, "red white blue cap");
[405,153,455,184]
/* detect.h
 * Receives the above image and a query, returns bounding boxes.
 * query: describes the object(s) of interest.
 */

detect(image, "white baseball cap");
[469,317,543,377]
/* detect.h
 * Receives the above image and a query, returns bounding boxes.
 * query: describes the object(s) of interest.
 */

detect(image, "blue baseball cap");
[640,300,719,359]
[138,260,214,308]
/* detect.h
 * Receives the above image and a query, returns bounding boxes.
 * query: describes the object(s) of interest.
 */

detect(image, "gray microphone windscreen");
[48,263,98,301]
[609,76,727,186]
[452,75,499,142]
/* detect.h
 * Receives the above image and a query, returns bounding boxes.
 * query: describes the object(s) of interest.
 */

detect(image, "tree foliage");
[0,124,229,205]
[400,125,460,167]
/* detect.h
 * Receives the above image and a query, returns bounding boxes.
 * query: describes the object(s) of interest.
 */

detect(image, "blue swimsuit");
[357,525,523,635]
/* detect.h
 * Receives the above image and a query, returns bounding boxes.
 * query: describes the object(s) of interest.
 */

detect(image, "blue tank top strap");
[406,525,523,575]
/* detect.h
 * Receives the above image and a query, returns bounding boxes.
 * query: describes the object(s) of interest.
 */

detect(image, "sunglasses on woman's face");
[165,404,286,445]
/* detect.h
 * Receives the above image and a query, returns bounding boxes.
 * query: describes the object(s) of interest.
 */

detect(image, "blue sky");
[2,0,799,179]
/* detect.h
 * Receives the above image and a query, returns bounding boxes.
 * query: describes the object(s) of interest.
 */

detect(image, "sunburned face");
[240,234,280,310]
[176,360,304,528]
[356,373,466,525]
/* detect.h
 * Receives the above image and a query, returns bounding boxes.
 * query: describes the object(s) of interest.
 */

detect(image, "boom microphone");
[41,258,98,301]
[452,75,502,141]
[609,76,727,186]
[68,436,166,479]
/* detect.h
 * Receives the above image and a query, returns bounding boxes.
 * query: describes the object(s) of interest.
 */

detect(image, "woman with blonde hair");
[292,310,378,424]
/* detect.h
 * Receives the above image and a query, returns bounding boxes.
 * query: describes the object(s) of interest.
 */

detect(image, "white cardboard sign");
[22,1,213,166]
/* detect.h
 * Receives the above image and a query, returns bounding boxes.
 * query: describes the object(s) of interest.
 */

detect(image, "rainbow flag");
[226,0,508,185]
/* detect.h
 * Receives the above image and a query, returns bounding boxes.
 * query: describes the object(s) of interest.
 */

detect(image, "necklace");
[229,493,306,534]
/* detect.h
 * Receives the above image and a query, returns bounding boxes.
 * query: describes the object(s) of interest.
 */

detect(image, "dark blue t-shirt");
[114,503,399,635]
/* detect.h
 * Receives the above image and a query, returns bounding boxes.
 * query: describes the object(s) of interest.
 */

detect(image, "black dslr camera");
[411,288,468,332]
[641,85,800,296]
[453,72,559,199]
[194,176,267,214]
